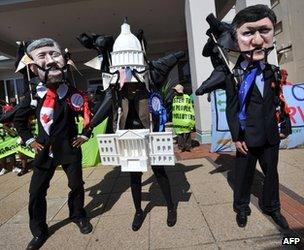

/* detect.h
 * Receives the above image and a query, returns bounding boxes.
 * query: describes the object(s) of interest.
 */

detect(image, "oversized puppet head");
[16,38,79,90]
[196,5,277,96]
[26,38,67,89]
[232,4,276,62]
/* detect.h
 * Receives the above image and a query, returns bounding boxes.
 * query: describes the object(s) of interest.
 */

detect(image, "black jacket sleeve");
[89,88,113,129]
[225,74,242,142]
[82,127,93,138]
[280,113,292,137]
[13,98,35,143]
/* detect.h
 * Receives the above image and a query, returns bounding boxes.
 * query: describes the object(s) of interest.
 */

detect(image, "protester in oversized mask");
[14,38,93,250]
[225,5,291,229]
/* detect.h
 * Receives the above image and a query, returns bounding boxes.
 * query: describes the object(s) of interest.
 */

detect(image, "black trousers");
[177,133,191,151]
[233,142,280,215]
[123,95,174,212]
[130,166,174,212]
[29,160,86,237]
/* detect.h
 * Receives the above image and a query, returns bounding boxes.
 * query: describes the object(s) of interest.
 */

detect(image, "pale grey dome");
[113,22,142,52]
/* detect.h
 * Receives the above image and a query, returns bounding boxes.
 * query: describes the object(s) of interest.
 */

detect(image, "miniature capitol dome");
[110,20,146,82]
[112,22,141,52]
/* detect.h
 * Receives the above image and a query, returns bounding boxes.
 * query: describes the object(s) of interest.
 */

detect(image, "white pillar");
[185,0,216,143]
[13,79,19,104]
[4,80,9,103]
[235,0,278,66]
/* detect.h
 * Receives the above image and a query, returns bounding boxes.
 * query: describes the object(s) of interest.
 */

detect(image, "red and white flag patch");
[40,88,56,135]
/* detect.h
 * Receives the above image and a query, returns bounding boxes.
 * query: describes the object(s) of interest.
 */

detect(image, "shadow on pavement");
[48,166,124,236]
[48,218,71,236]
[49,163,200,234]
[211,154,266,205]
[141,163,201,218]
[211,154,304,245]
[84,166,124,217]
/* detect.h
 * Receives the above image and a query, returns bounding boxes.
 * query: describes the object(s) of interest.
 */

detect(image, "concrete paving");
[0,148,303,249]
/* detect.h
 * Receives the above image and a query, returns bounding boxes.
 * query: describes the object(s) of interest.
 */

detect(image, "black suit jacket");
[14,85,91,168]
[226,63,291,147]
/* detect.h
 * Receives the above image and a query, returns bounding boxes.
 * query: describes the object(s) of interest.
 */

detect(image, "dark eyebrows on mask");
[246,25,272,32]
[36,52,46,58]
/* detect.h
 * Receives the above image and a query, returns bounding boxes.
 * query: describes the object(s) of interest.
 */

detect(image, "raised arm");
[89,87,113,129]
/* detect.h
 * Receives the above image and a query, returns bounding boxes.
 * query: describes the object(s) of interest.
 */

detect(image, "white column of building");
[13,79,19,104]
[4,80,9,103]
[235,0,278,66]
[185,0,216,143]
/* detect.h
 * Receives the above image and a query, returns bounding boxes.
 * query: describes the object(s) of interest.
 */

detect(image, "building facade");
[271,0,304,83]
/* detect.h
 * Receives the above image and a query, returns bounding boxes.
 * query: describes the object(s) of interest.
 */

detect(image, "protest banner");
[211,84,304,152]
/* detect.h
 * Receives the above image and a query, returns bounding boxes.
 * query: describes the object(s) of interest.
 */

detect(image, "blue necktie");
[158,107,167,132]
[238,63,261,130]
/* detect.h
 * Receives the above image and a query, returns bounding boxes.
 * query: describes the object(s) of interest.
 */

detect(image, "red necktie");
[40,88,56,134]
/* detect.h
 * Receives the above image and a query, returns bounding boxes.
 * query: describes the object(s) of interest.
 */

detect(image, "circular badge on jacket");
[149,92,164,116]
[70,93,84,109]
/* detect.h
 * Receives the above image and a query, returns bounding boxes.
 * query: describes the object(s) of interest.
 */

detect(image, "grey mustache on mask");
[36,64,66,72]
[46,65,61,71]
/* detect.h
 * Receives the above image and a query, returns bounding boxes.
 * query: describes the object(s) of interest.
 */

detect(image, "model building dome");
[110,20,145,74]
[113,22,142,52]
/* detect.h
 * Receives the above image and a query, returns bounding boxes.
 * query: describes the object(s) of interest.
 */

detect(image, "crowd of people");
[0,152,31,176]
[0,4,293,250]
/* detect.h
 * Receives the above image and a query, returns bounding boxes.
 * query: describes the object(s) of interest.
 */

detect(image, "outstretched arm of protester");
[72,136,88,148]
[89,87,113,129]
[195,65,227,95]
[13,101,35,144]
[73,88,113,148]
[149,51,185,89]
[12,103,44,153]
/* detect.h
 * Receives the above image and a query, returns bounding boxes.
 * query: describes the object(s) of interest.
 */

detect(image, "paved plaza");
[0,146,303,249]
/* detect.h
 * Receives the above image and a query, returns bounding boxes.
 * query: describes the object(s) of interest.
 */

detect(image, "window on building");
[0,78,25,104]
[274,21,283,35]
[0,80,5,103]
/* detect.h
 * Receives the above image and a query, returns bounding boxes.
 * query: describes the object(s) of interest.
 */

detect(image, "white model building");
[97,129,174,172]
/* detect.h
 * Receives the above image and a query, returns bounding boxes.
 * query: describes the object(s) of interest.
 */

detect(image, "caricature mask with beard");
[28,42,67,89]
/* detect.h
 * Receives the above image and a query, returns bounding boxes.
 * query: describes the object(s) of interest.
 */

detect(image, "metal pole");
[26,65,34,100]
[13,79,19,104]
[210,33,238,84]
[116,107,121,132]
[4,80,9,103]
